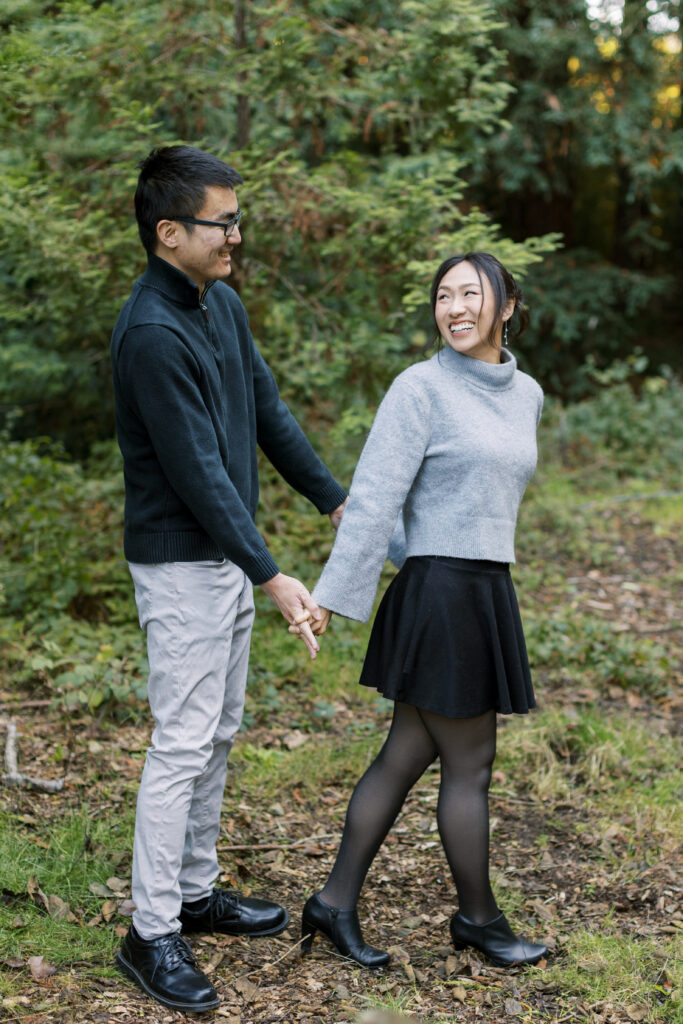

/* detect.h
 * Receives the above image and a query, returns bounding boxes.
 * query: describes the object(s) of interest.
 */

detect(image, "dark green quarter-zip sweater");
[111,255,347,584]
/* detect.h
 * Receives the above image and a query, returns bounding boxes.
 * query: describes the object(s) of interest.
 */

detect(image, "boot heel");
[451,939,467,950]
[301,893,390,968]
[301,920,316,953]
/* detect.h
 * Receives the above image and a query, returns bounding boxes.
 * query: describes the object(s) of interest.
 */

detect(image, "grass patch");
[546,927,682,1022]
[497,709,683,812]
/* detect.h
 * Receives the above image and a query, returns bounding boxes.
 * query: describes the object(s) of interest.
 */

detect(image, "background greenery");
[1,0,681,451]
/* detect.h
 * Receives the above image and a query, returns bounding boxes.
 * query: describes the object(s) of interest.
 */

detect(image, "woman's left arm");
[311,374,431,623]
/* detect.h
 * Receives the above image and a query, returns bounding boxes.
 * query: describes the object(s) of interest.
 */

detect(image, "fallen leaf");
[281,729,308,751]
[106,876,128,894]
[469,955,484,976]
[445,955,460,976]
[2,957,24,969]
[47,894,71,921]
[386,944,411,963]
[89,882,113,898]
[625,1006,649,1022]
[204,952,225,974]
[505,998,524,1014]
[398,915,423,933]
[402,962,415,982]
[233,977,258,1001]
[301,845,326,857]
[452,985,467,1002]
[101,900,117,922]
[28,955,57,981]
[118,899,136,916]
[26,877,48,912]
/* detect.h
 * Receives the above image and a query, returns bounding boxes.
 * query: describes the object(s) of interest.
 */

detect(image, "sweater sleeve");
[536,385,544,428]
[250,340,347,513]
[117,324,280,583]
[312,374,431,622]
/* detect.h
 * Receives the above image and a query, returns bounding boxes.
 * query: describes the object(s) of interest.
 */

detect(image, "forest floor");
[1,503,682,1024]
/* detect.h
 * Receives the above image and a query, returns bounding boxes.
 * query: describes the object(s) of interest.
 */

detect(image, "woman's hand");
[260,573,321,659]
[289,606,333,642]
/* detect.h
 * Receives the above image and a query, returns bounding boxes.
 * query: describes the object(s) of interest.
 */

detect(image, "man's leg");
[176,570,290,937]
[178,570,254,899]
[128,560,247,939]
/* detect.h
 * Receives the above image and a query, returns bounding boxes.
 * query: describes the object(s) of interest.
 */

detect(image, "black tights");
[320,702,499,924]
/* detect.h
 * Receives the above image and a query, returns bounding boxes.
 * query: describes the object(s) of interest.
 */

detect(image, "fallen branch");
[1,717,65,793]
[0,699,53,712]
[578,489,683,510]
[217,833,335,853]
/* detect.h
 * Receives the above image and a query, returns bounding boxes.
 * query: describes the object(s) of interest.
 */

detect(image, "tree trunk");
[235,0,250,148]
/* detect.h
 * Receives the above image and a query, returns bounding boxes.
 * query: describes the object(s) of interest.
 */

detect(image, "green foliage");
[469,0,683,397]
[524,611,672,694]
[0,0,680,443]
[539,367,683,483]
[498,708,683,809]
[0,435,145,713]
[0,436,129,622]
[0,0,560,448]
[544,928,682,1021]
[2,376,679,719]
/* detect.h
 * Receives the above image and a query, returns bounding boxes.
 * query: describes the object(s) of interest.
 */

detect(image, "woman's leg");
[416,707,499,924]
[320,701,438,910]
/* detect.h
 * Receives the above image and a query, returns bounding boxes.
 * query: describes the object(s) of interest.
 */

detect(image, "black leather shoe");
[179,887,289,936]
[301,893,389,969]
[115,924,219,1012]
[450,911,547,967]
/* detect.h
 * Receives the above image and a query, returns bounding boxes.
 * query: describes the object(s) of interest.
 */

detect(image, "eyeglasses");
[173,211,243,237]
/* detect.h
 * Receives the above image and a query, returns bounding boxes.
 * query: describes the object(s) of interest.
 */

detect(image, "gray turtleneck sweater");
[312,345,543,622]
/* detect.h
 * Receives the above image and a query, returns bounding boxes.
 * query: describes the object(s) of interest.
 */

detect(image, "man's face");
[161,185,241,290]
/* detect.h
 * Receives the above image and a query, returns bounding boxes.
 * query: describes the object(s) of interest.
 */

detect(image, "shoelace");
[156,933,198,972]
[208,888,240,925]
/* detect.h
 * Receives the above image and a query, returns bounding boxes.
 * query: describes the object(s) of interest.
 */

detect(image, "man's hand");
[328,498,348,532]
[260,573,321,659]
[289,606,332,639]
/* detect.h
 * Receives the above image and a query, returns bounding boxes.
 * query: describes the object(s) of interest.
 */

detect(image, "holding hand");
[260,573,322,659]
[289,606,332,641]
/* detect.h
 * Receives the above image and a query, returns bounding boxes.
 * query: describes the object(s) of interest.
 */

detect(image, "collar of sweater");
[141,253,214,307]
[436,343,517,391]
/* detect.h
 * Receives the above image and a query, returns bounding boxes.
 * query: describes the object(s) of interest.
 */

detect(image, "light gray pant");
[128,560,255,939]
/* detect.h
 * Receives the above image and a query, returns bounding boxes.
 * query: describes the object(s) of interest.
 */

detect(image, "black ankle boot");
[450,911,547,967]
[301,893,389,968]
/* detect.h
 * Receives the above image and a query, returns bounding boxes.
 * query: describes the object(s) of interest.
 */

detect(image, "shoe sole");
[115,952,220,1013]
[181,908,291,937]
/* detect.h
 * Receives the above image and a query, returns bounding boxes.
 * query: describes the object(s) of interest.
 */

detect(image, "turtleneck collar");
[436,343,517,391]
[141,253,206,307]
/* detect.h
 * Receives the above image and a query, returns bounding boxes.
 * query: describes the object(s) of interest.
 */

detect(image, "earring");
[503,321,509,347]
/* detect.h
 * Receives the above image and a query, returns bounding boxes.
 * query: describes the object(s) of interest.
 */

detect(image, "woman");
[293,252,548,970]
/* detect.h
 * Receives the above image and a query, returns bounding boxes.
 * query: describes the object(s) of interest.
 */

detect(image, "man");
[110,145,347,1013]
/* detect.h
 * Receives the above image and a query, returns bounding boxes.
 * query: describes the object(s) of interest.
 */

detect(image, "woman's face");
[434,261,511,364]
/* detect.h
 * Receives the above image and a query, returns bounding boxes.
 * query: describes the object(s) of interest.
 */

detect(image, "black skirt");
[359,556,536,718]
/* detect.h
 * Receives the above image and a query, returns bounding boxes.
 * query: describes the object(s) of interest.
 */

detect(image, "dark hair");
[429,251,529,348]
[134,145,243,255]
